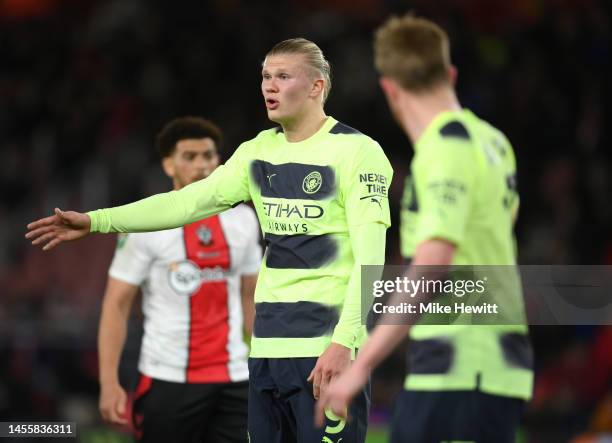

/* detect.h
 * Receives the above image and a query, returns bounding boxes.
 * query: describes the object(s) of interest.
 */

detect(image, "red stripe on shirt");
[183,216,231,383]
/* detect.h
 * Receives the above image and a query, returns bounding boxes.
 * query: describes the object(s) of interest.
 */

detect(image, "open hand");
[26,208,91,251]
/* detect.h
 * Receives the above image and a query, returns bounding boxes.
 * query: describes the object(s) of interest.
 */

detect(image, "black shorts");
[390,389,525,443]
[132,374,248,443]
[248,357,370,443]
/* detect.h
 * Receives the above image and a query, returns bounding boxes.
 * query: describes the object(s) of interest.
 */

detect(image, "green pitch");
[366,426,389,443]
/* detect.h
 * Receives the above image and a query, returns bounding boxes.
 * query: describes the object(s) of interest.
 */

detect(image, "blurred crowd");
[1,0,611,441]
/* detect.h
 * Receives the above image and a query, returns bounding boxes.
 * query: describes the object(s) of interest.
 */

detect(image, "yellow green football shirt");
[400,109,533,400]
[89,116,393,358]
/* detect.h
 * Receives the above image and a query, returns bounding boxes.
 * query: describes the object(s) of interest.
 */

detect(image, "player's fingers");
[116,394,129,424]
[42,237,62,251]
[320,371,332,397]
[314,398,327,428]
[56,209,68,225]
[107,409,124,425]
[114,416,129,425]
[114,415,129,425]
[99,406,110,422]
[25,225,56,240]
[312,369,322,400]
[331,401,348,421]
[117,395,126,415]
[26,215,56,230]
[101,399,122,425]
[111,408,129,425]
[307,368,314,382]
[31,231,58,246]
[55,208,75,226]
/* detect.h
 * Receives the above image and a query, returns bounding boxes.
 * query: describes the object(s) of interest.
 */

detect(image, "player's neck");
[172,179,183,191]
[400,87,462,144]
[281,108,327,143]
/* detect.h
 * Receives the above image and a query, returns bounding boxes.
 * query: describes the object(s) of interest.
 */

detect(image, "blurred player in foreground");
[316,15,533,443]
[26,38,393,442]
[98,117,261,443]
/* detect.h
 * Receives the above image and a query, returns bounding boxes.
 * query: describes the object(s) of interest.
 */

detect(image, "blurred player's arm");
[98,277,139,425]
[340,239,455,373]
[26,143,251,250]
[315,239,455,425]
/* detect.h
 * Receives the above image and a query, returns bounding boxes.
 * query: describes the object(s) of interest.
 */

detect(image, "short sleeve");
[238,207,262,276]
[108,233,154,285]
[413,140,477,246]
[343,139,393,227]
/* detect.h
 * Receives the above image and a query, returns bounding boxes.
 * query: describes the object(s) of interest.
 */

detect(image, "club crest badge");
[196,225,213,246]
[303,171,323,194]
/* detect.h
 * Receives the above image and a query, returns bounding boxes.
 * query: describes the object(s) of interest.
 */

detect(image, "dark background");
[1,0,611,442]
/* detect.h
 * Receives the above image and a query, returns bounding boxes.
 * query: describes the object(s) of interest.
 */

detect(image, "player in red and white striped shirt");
[97,117,261,443]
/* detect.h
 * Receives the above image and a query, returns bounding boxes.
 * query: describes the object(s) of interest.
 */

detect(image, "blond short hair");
[266,38,332,103]
[374,15,451,92]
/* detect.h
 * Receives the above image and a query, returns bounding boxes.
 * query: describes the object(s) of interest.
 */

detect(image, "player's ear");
[448,65,458,86]
[379,76,399,102]
[161,156,175,179]
[311,77,325,100]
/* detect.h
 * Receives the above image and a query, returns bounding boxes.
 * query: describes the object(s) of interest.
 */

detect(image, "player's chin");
[190,175,207,184]
[266,109,284,123]
[183,176,205,187]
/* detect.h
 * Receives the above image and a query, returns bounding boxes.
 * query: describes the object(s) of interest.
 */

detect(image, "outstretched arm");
[26,145,250,250]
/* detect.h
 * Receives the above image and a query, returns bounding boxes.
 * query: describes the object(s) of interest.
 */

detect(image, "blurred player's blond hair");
[266,37,332,103]
[374,15,451,92]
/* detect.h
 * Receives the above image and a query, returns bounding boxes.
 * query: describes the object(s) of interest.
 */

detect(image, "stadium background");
[1,0,611,442]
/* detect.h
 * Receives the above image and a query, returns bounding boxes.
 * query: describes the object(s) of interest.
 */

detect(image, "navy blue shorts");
[390,389,525,443]
[248,357,370,443]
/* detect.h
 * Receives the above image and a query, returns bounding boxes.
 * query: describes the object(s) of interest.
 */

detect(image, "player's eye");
[279,73,289,80]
